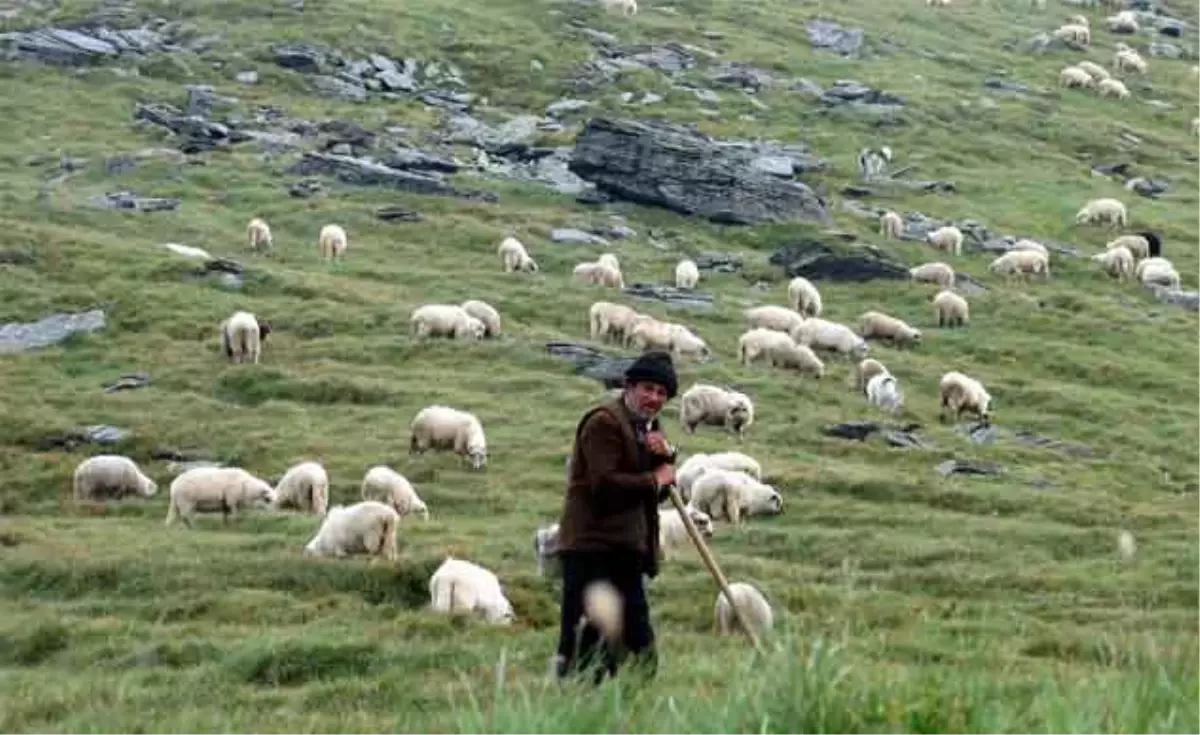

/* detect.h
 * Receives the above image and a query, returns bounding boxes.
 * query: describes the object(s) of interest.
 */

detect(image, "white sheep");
[1097,78,1130,99]
[691,469,783,526]
[1075,198,1128,228]
[854,357,891,392]
[318,223,347,260]
[304,500,401,562]
[600,0,637,16]
[676,454,714,501]
[361,465,428,521]
[631,319,710,361]
[533,522,561,577]
[675,259,700,289]
[247,217,272,252]
[1011,239,1049,256]
[1136,257,1181,289]
[1075,60,1111,82]
[219,310,271,365]
[787,276,822,317]
[751,333,825,378]
[461,300,502,338]
[1113,49,1147,74]
[665,323,712,361]
[1060,66,1096,89]
[879,210,904,239]
[705,451,764,480]
[910,262,956,289]
[714,582,774,639]
[1053,23,1091,45]
[1092,246,1135,281]
[410,304,487,341]
[72,455,157,502]
[1105,235,1151,259]
[164,466,275,527]
[272,460,329,516]
[866,372,904,416]
[429,557,515,624]
[939,371,993,424]
[790,317,869,359]
[925,225,964,256]
[573,261,624,289]
[589,301,639,344]
[932,290,969,327]
[737,327,794,366]
[679,383,755,440]
[745,304,805,334]
[858,311,922,348]
[409,405,488,470]
[598,253,621,271]
[1106,10,1139,32]
[659,506,714,560]
[498,236,538,273]
[988,249,1051,281]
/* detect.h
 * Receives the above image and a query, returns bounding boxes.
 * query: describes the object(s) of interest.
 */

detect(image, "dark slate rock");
[286,152,497,201]
[693,251,743,273]
[0,308,107,353]
[622,283,715,308]
[936,459,1003,477]
[805,20,865,56]
[376,206,424,222]
[822,421,881,441]
[769,239,909,282]
[103,372,150,393]
[545,341,636,389]
[89,190,180,212]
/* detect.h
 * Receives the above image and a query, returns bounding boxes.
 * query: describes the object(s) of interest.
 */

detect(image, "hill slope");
[0,0,1197,731]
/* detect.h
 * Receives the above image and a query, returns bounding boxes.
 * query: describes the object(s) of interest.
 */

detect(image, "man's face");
[628,381,668,417]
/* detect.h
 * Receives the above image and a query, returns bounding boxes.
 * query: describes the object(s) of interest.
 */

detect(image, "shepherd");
[553,351,679,684]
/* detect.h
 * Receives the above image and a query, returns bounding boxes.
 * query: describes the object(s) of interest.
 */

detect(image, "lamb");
[746,333,825,378]
[460,300,502,338]
[533,522,562,577]
[573,261,624,289]
[910,262,956,289]
[73,455,157,502]
[879,210,904,239]
[675,259,700,289]
[1075,60,1111,82]
[1097,78,1130,99]
[219,311,272,364]
[988,249,1051,281]
[1106,10,1139,32]
[925,225,964,256]
[304,500,401,562]
[679,383,755,440]
[866,372,904,416]
[498,236,538,273]
[1075,198,1128,228]
[318,223,347,260]
[1092,246,1135,281]
[745,305,805,334]
[409,405,488,470]
[787,276,822,317]
[600,0,637,16]
[854,358,890,391]
[429,557,515,624]
[1060,66,1096,89]
[790,317,869,360]
[690,469,783,526]
[939,371,993,424]
[589,301,639,344]
[714,582,774,639]
[164,466,275,527]
[361,465,429,521]
[1136,257,1181,289]
[659,506,714,560]
[1113,49,1147,74]
[272,460,329,516]
[1053,23,1091,46]
[1106,234,1151,260]
[410,304,487,341]
[247,217,272,252]
[918,300,960,341]
[858,311,922,348]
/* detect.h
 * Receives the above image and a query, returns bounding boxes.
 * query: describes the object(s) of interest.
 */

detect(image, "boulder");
[769,239,909,282]
[286,152,496,201]
[622,283,715,308]
[545,342,636,389]
[0,308,107,353]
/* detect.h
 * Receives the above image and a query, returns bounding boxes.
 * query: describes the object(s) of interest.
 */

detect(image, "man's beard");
[623,391,657,423]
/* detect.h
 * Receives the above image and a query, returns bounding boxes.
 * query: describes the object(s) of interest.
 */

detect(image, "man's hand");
[645,431,673,458]
[653,463,675,488]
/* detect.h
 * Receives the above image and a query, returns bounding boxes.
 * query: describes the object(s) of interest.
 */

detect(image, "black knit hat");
[624,350,678,399]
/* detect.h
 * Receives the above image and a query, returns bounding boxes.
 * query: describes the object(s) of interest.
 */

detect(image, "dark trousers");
[555,550,657,684]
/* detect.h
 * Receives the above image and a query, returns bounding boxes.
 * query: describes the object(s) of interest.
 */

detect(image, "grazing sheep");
[461,300,502,338]
[1092,246,1136,281]
[910,262,956,289]
[790,317,869,359]
[1106,10,1139,32]
[1136,257,1181,289]
[1113,49,1147,74]
[665,323,712,361]
[714,582,774,639]
[854,358,890,391]
[675,259,700,289]
[1075,198,1127,228]
[659,506,714,560]
[745,305,806,334]
[600,0,637,16]
[498,236,539,273]
[629,317,674,352]
[73,455,157,502]
[925,225,964,256]
[1060,65,1096,89]
[1097,77,1130,99]
[1053,23,1091,46]
[533,522,562,577]
[589,301,639,344]
[247,217,272,252]
[939,371,992,424]
[272,460,329,516]
[304,500,401,562]
[573,261,624,289]
[866,372,904,416]
[737,327,794,365]
[691,469,783,526]
[858,311,922,348]
[1011,238,1049,256]
[411,304,487,341]
[429,557,515,624]
[361,465,428,521]
[409,405,488,470]
[787,276,822,317]
[857,146,893,178]
[1075,60,1111,82]
[679,383,755,440]
[219,311,272,365]
[738,328,824,377]
[1106,234,1150,260]
[676,454,714,501]
[165,466,275,527]
[704,451,763,480]
[318,223,347,260]
[932,290,969,327]
[879,210,904,239]
[988,249,1051,281]
[598,253,620,271]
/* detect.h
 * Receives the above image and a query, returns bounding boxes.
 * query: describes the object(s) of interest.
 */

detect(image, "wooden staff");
[666,484,764,654]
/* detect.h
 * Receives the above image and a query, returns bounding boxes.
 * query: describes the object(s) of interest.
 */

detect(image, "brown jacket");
[557,397,666,574]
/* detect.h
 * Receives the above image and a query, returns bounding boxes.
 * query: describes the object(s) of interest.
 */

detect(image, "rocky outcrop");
[769,239,909,282]
[286,152,497,201]
[0,308,107,353]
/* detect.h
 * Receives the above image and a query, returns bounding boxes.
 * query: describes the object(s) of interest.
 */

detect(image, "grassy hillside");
[0,0,1197,731]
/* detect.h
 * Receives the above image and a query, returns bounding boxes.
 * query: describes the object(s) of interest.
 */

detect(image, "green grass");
[0,0,1197,731]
